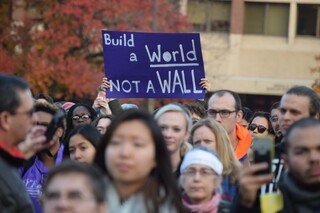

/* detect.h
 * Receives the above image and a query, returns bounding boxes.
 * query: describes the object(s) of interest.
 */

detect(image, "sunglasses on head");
[248,123,268,134]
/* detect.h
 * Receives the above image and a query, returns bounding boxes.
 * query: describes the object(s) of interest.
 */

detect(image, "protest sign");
[102,30,205,99]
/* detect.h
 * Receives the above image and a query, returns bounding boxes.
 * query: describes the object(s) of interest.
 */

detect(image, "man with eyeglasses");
[19,100,66,213]
[0,74,42,212]
[207,89,252,163]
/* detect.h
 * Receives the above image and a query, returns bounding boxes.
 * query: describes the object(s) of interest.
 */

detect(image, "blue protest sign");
[102,30,205,99]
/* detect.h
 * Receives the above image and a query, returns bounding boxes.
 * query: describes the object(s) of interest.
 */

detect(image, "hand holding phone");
[252,135,275,175]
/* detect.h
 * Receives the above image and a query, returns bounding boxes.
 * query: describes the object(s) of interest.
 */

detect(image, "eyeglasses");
[270,115,279,122]
[11,108,35,117]
[207,109,236,118]
[72,114,91,121]
[182,168,216,178]
[248,124,268,134]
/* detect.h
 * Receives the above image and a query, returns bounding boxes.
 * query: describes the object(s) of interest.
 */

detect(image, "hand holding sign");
[200,78,211,93]
[102,31,206,99]
[98,77,110,92]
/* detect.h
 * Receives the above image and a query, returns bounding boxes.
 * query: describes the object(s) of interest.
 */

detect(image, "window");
[187,0,231,32]
[297,4,320,38]
[244,2,289,36]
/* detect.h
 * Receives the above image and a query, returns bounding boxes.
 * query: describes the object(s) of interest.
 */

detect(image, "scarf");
[182,193,220,213]
[279,172,320,213]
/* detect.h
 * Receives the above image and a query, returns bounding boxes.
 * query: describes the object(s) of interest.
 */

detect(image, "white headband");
[180,149,223,175]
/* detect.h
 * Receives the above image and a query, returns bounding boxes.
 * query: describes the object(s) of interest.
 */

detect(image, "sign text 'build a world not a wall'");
[102,30,206,99]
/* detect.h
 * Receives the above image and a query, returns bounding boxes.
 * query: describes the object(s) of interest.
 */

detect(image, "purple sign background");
[102,30,205,99]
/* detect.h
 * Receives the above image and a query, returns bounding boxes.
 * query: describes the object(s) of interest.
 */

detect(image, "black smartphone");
[45,111,65,143]
[252,135,275,175]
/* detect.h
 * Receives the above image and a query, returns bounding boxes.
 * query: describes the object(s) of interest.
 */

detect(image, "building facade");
[183,0,320,97]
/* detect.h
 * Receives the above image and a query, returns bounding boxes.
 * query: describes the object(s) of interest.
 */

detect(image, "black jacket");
[231,172,320,213]
[0,148,34,213]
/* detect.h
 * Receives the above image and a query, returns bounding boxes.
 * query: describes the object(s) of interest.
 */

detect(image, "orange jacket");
[234,123,252,161]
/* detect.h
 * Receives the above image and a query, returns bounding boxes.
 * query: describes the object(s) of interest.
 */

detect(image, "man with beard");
[233,118,320,212]
[261,86,320,194]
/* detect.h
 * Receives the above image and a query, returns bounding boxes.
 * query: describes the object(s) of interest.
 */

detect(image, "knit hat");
[61,102,75,112]
[180,147,223,175]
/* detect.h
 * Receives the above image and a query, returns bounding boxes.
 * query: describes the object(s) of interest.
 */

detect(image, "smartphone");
[45,111,65,143]
[252,135,275,175]
[97,91,105,99]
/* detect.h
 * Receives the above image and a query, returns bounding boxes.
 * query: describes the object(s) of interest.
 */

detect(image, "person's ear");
[0,111,12,131]
[57,127,64,139]
[236,110,243,123]
[216,176,222,186]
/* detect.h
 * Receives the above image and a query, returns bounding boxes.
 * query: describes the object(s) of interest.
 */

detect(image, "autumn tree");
[0,0,192,100]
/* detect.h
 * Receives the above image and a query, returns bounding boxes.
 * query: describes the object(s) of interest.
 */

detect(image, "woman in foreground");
[95,109,184,213]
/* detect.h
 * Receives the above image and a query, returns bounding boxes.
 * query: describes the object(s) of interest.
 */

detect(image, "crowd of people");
[0,73,320,213]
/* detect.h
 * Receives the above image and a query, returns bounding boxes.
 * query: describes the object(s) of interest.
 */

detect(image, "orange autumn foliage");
[0,0,192,100]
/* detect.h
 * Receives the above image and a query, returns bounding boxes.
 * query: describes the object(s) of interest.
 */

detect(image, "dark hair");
[42,160,106,204]
[35,93,54,104]
[270,101,280,112]
[241,107,253,122]
[35,100,61,116]
[285,86,320,117]
[66,103,97,136]
[35,100,67,139]
[63,124,101,159]
[94,109,184,213]
[249,111,273,134]
[0,74,30,114]
[284,118,320,153]
[91,114,114,128]
[184,100,206,119]
[210,89,242,111]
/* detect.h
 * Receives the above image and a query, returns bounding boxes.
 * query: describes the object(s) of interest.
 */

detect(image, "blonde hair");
[190,119,241,183]
[180,141,192,157]
[154,103,192,131]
